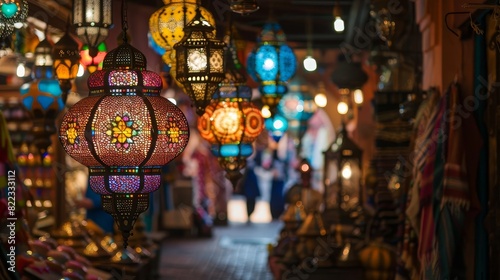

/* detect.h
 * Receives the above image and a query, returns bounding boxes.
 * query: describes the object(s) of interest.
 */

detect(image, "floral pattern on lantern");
[174,8,225,116]
[247,22,296,114]
[65,118,80,147]
[107,114,139,149]
[60,42,190,247]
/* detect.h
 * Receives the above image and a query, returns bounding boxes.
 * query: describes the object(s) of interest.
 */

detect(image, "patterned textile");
[419,92,447,279]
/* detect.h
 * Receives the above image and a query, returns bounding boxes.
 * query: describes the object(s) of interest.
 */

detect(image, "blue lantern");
[20,37,64,153]
[147,32,166,56]
[247,22,297,114]
[265,114,289,143]
[278,80,317,148]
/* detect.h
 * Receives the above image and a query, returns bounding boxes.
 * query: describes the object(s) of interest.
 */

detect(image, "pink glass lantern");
[59,42,189,247]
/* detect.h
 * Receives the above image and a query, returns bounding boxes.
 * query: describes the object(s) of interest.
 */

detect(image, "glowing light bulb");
[334,16,345,32]
[314,93,327,108]
[261,105,271,118]
[77,64,85,77]
[353,89,364,104]
[341,163,352,179]
[337,101,348,115]
[303,56,317,72]
[263,58,275,71]
[273,119,284,130]
[16,63,26,77]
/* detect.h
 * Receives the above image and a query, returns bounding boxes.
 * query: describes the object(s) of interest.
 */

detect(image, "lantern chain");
[121,0,129,43]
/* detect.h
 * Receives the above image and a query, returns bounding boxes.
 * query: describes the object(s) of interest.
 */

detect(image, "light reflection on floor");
[227,197,272,223]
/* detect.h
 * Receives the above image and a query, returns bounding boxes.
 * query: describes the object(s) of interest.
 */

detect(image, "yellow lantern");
[149,0,216,66]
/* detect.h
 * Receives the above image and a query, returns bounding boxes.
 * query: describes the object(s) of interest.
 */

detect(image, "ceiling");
[28,0,373,50]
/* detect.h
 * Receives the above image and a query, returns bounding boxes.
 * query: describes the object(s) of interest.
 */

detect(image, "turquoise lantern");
[265,114,289,143]
[278,81,317,150]
[247,22,296,115]
[20,37,64,154]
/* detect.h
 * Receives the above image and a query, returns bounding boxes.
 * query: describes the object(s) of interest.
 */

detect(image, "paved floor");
[159,221,281,280]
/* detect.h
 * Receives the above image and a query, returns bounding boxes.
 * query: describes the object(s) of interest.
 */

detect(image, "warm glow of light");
[341,163,352,179]
[77,64,85,77]
[314,93,327,108]
[334,16,345,32]
[337,101,348,115]
[303,55,317,72]
[263,58,275,71]
[261,105,271,118]
[353,89,364,104]
[301,163,310,172]
[16,63,26,77]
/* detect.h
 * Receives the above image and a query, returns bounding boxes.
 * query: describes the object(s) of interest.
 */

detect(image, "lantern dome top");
[258,22,286,44]
[88,43,162,96]
[103,43,147,70]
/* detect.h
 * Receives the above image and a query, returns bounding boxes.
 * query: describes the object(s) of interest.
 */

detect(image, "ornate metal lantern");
[53,29,81,104]
[323,124,363,213]
[230,0,259,15]
[198,38,264,187]
[247,22,296,115]
[59,42,190,248]
[73,0,113,59]
[149,0,216,66]
[20,37,63,154]
[0,0,28,38]
[174,8,225,116]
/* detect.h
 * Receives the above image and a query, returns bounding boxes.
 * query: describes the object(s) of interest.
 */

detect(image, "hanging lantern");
[59,42,190,248]
[73,0,113,59]
[80,42,107,73]
[247,22,297,115]
[265,114,288,143]
[198,38,264,187]
[174,8,225,116]
[323,124,363,213]
[0,0,28,29]
[147,32,165,56]
[149,0,216,66]
[230,0,259,15]
[53,29,81,105]
[20,37,64,154]
[278,81,317,150]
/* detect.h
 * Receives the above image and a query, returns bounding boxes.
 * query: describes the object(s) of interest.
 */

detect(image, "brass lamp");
[53,28,81,105]
[174,7,225,115]
[323,123,363,215]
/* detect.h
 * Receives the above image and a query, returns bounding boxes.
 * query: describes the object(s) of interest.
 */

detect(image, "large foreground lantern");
[247,22,296,115]
[59,41,190,248]
[174,7,225,116]
[198,36,264,187]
